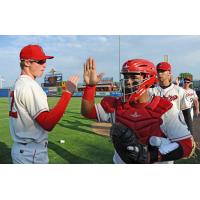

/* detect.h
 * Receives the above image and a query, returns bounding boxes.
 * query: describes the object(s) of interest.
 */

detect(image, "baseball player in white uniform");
[182,76,199,120]
[9,44,79,164]
[81,58,194,164]
[148,62,192,133]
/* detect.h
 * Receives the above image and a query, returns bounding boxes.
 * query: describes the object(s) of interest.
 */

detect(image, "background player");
[182,76,199,120]
[148,62,192,133]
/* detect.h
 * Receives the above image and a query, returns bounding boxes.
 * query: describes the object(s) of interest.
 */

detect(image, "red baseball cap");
[20,44,54,60]
[156,62,171,71]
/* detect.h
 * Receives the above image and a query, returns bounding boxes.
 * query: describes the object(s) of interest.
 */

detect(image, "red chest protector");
[101,96,173,145]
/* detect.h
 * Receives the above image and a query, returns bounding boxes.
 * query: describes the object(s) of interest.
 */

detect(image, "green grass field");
[0,97,199,164]
[0,97,114,164]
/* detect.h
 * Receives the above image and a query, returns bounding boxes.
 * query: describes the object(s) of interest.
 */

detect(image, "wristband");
[82,85,96,101]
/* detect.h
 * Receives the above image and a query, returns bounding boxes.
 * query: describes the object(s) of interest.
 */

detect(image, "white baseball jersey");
[9,75,49,144]
[184,88,198,108]
[148,83,190,111]
[95,100,191,164]
[183,88,198,119]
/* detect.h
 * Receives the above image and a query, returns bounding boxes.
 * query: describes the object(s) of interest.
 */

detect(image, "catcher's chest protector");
[115,96,173,144]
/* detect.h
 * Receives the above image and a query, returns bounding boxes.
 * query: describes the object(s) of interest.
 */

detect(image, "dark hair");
[20,60,26,69]
[183,76,192,82]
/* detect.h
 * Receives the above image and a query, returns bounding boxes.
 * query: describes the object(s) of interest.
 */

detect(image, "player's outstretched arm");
[35,75,79,132]
[81,57,103,118]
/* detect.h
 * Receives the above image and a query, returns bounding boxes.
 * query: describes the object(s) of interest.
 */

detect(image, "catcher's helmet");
[120,59,157,102]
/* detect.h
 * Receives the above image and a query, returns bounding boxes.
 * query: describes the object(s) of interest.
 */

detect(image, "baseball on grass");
[60,140,65,144]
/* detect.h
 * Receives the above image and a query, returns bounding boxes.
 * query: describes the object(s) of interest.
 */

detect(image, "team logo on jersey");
[163,95,178,101]
[185,93,194,102]
[186,93,194,97]
[186,96,193,102]
[131,112,141,118]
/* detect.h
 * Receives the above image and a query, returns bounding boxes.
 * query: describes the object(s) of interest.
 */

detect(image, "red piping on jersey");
[35,91,72,132]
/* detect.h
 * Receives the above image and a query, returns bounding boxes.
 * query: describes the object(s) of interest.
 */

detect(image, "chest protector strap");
[146,96,173,117]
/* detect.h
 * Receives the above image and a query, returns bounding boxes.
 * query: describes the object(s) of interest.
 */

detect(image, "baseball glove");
[110,123,149,164]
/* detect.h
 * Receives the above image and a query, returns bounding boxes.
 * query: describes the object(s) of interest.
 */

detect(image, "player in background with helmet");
[148,62,192,133]
[9,44,79,164]
[182,76,199,120]
[81,58,194,164]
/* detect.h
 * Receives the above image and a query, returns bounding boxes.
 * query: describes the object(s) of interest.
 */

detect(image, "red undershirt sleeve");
[35,91,72,132]
[84,106,97,119]
[82,85,98,119]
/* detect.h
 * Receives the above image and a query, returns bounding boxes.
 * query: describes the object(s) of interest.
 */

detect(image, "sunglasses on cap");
[30,60,46,65]
[184,80,191,84]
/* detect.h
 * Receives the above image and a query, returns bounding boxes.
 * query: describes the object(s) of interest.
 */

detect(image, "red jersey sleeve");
[35,91,72,132]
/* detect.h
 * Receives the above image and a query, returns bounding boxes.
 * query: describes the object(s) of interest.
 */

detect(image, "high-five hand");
[83,57,104,86]
[66,75,80,94]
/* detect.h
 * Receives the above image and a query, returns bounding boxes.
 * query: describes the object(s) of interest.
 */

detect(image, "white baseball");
[60,140,65,144]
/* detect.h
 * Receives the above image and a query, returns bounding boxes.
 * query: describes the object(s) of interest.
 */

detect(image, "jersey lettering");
[163,95,178,102]
[9,91,18,118]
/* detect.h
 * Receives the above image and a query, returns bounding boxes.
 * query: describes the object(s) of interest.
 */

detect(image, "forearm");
[149,137,194,163]
[81,85,97,119]
[194,98,199,111]
[35,91,72,131]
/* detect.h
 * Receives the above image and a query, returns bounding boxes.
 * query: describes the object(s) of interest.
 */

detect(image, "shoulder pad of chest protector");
[100,96,118,113]
[146,96,173,116]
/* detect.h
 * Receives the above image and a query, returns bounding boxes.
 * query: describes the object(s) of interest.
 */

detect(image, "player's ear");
[168,71,172,79]
[24,60,31,67]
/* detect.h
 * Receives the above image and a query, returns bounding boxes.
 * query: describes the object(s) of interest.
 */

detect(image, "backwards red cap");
[20,44,54,60]
[156,62,171,71]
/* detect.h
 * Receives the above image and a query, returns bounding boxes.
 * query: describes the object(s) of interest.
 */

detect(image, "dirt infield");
[92,118,200,146]
[91,122,111,136]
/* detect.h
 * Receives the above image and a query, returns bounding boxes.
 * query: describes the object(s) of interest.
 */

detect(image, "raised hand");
[83,57,104,86]
[66,75,80,94]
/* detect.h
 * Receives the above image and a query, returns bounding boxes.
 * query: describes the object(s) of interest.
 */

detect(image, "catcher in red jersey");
[81,58,195,164]
[9,44,79,164]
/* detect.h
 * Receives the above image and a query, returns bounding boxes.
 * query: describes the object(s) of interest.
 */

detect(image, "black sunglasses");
[30,60,46,65]
[184,81,191,84]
